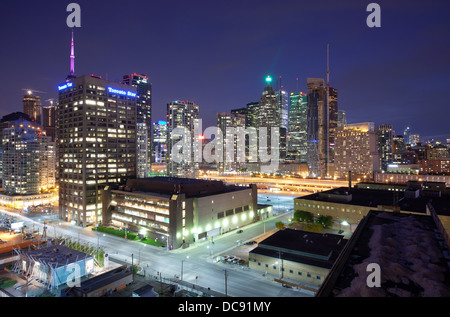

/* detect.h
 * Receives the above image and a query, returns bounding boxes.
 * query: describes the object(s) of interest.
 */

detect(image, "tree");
[293,210,314,223]
[275,221,286,230]
[315,215,333,229]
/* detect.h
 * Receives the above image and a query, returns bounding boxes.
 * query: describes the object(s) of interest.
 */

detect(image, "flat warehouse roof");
[26,245,92,268]
[318,211,450,297]
[250,229,346,269]
[295,187,450,215]
[117,177,254,198]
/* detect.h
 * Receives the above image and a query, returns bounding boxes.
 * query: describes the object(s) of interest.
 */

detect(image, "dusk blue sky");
[1,0,449,141]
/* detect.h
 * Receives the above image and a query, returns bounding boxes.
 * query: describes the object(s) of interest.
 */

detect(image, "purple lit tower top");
[67,30,76,81]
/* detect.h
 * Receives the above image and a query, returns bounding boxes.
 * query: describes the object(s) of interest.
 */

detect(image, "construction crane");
[21,88,47,95]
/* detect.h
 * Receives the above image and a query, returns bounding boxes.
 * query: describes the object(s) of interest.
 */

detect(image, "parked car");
[237,229,243,234]
[245,241,257,245]
[0,239,7,244]
[223,255,232,262]
[237,259,245,265]
[227,256,236,263]
[232,257,241,264]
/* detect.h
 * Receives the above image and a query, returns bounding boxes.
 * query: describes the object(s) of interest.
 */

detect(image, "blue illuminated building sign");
[158,121,167,125]
[107,87,137,98]
[58,82,73,91]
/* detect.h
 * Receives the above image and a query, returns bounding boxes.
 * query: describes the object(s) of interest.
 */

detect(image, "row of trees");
[275,210,334,233]
[294,210,333,228]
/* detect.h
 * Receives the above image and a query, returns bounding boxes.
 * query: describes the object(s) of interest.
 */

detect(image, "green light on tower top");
[265,75,272,83]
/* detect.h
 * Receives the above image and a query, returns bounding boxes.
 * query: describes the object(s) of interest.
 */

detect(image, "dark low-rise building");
[249,228,346,288]
[61,265,133,297]
[317,210,450,297]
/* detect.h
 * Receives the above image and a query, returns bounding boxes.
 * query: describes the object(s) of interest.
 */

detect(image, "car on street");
[237,229,243,234]
[227,256,236,263]
[223,255,232,262]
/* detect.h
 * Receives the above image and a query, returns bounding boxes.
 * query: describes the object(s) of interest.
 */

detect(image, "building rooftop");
[26,245,92,268]
[142,176,210,185]
[117,177,254,198]
[317,210,450,297]
[250,228,346,269]
[62,265,132,296]
[296,186,450,216]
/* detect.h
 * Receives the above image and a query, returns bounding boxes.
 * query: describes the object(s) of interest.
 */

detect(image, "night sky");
[0,0,449,141]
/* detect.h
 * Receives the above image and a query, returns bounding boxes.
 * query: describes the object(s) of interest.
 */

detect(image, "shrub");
[293,210,314,223]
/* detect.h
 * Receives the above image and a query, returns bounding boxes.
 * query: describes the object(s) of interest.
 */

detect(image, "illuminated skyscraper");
[334,122,380,180]
[275,89,289,159]
[306,78,327,177]
[328,86,338,163]
[136,123,149,178]
[39,135,57,192]
[23,93,42,126]
[166,100,200,176]
[377,124,394,171]
[0,112,32,186]
[245,101,259,129]
[403,125,411,145]
[409,134,420,147]
[258,76,285,164]
[42,103,56,141]
[122,73,152,175]
[152,121,168,164]
[1,119,52,195]
[337,110,347,128]
[306,77,338,177]
[57,75,137,226]
[288,92,308,162]
[217,112,246,173]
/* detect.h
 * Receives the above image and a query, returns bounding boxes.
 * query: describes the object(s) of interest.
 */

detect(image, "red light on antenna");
[198,135,205,140]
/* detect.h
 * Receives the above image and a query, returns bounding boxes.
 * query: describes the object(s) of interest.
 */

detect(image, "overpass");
[200,175,349,194]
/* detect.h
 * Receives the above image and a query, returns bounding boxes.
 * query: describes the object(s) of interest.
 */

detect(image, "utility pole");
[224,269,228,297]
[131,253,134,282]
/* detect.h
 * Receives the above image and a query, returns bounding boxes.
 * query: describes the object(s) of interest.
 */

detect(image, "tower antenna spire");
[327,43,330,89]
[70,29,75,76]
[326,43,330,176]
[67,29,76,81]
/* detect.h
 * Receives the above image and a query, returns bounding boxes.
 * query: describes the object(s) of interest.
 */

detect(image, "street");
[0,193,315,297]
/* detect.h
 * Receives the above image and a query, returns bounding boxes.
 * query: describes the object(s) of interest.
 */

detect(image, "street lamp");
[341,220,350,234]
[181,256,189,281]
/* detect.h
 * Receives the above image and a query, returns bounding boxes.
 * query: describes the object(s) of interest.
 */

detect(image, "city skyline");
[0,0,449,142]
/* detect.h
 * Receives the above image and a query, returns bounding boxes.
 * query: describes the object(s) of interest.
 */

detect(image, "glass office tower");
[288,92,308,162]
[122,73,152,176]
